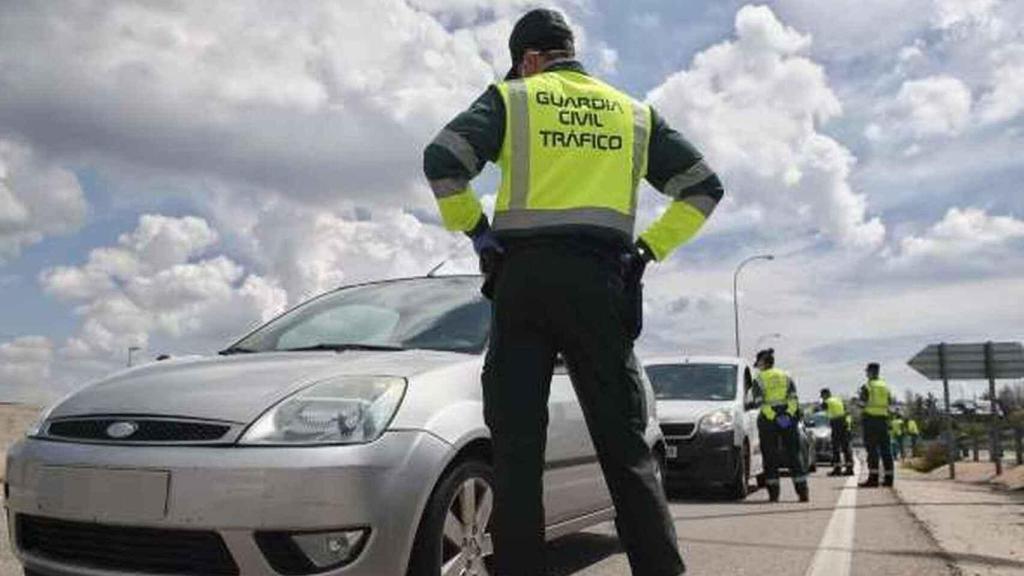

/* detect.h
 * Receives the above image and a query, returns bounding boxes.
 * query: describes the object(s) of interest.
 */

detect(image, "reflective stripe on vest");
[493,71,650,236]
[759,368,796,420]
[825,396,846,420]
[864,378,890,417]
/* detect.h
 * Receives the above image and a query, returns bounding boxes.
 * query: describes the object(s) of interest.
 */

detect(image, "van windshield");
[645,363,738,401]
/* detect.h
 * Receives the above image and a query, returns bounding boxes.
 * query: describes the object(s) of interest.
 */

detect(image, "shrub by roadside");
[906,440,949,473]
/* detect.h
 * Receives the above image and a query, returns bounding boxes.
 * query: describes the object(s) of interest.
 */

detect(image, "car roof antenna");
[426,260,448,277]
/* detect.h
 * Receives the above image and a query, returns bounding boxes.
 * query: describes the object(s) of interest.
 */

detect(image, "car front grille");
[17,514,239,575]
[660,422,696,438]
[46,417,232,443]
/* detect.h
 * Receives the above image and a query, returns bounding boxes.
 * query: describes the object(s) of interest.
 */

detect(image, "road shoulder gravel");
[894,465,1024,576]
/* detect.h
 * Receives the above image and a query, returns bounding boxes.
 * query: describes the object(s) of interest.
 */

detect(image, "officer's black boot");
[843,465,854,476]
[796,482,810,502]
[828,467,842,476]
[882,472,894,487]
[767,484,780,502]
[858,474,879,488]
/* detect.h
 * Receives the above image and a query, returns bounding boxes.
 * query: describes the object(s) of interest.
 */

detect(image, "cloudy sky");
[1,0,1022,405]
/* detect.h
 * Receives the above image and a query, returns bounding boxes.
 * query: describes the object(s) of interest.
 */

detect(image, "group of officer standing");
[752,353,923,495]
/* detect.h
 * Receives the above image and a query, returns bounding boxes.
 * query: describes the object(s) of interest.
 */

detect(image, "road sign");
[907,342,1024,381]
[906,341,1023,479]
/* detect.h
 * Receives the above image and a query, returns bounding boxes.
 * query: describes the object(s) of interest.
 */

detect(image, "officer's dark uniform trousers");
[830,418,853,470]
[756,412,805,489]
[483,241,684,576]
[863,415,894,481]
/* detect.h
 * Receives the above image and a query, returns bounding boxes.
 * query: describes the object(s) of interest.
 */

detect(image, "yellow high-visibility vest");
[864,378,890,417]
[493,70,650,238]
[891,418,905,436]
[825,396,846,420]
[907,419,920,436]
[758,368,797,420]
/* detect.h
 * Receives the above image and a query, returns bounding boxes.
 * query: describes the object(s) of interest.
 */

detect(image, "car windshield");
[228,276,490,355]
[645,363,737,401]
[806,412,830,428]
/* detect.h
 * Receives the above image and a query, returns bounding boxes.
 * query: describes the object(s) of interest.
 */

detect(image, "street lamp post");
[733,254,774,357]
[127,346,141,367]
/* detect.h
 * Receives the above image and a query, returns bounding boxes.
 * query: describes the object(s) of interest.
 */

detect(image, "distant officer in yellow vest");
[890,411,906,460]
[858,362,894,487]
[906,417,921,456]
[424,8,725,575]
[752,349,809,502]
[820,388,854,476]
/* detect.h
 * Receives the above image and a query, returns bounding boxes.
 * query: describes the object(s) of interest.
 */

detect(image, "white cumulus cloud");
[646,4,884,250]
[891,75,973,137]
[893,207,1024,264]
[0,1,501,211]
[0,138,87,262]
[39,214,287,376]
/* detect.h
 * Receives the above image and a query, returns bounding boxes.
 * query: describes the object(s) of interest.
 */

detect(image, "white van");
[643,356,765,499]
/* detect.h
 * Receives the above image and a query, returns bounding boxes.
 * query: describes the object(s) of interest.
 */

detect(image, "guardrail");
[955,426,1023,466]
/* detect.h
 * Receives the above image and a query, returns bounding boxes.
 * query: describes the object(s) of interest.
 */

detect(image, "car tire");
[727,445,749,500]
[408,459,495,576]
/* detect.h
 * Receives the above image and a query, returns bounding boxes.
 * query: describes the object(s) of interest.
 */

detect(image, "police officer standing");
[859,362,895,487]
[890,411,906,460]
[752,349,809,502]
[820,388,854,476]
[906,416,921,456]
[424,8,724,575]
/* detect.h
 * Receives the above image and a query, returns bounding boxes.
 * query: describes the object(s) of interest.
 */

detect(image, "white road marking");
[804,461,859,576]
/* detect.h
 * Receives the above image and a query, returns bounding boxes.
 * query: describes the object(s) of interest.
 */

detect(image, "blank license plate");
[665,445,678,459]
[37,466,170,521]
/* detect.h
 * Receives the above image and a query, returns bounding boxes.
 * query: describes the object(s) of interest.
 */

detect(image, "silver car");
[5,275,665,576]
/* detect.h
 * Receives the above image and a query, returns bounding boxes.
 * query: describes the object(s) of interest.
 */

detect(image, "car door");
[543,358,611,525]
[742,365,764,476]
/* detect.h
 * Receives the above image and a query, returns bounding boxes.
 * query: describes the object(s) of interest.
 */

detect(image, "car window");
[276,305,401,350]
[805,412,829,428]
[232,277,490,354]
[645,363,738,401]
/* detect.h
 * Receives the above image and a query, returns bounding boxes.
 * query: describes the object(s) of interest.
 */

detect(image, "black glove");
[467,217,504,300]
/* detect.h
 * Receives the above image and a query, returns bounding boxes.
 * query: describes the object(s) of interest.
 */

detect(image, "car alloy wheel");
[440,476,494,575]
[409,459,496,576]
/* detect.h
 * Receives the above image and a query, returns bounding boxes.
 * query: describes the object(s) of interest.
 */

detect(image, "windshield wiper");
[218,345,259,356]
[280,343,406,353]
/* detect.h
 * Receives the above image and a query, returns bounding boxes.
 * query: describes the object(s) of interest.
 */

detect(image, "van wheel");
[408,460,495,576]
[727,446,749,500]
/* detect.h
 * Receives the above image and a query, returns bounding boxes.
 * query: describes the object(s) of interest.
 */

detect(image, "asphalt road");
[547,468,955,576]
[0,468,955,576]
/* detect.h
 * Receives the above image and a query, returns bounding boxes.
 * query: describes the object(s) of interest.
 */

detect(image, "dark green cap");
[505,8,574,80]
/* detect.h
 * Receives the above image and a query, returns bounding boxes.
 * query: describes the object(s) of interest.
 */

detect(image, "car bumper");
[4,430,451,576]
[662,430,736,486]
[814,437,833,460]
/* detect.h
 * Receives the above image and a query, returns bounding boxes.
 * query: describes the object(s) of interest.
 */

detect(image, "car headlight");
[240,376,407,445]
[699,409,735,434]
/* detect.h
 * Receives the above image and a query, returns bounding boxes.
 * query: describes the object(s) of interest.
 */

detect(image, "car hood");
[655,399,733,423]
[49,350,475,424]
